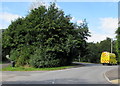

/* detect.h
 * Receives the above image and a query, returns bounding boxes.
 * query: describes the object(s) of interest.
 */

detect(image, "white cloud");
[87,17,118,43]
[0,12,21,29]
[87,30,116,43]
[99,17,118,34]
[87,34,106,43]
[0,12,21,23]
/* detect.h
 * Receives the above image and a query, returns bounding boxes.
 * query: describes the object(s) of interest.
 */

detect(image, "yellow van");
[100,52,117,65]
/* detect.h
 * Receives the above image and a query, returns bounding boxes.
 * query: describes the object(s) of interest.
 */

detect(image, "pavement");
[105,67,120,84]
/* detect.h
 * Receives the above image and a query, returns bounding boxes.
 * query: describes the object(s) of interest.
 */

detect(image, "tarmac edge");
[104,72,112,84]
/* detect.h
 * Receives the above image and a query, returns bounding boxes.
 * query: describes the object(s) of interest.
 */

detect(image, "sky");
[0,1,118,43]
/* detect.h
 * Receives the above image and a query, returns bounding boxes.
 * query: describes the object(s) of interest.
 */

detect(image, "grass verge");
[2,65,76,71]
[2,62,84,71]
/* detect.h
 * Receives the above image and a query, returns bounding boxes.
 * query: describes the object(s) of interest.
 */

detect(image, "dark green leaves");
[116,27,120,63]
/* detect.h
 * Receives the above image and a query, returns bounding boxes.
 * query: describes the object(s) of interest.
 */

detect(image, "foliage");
[73,20,90,61]
[2,3,90,67]
[10,45,34,66]
[30,47,62,68]
[116,27,120,63]
[2,18,26,62]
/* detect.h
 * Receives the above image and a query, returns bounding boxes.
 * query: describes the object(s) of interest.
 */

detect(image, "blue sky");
[0,1,118,42]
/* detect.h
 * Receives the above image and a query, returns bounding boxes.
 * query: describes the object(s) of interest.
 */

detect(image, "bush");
[10,45,34,66]
[30,47,65,68]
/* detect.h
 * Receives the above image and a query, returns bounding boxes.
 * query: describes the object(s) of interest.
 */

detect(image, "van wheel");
[102,63,105,65]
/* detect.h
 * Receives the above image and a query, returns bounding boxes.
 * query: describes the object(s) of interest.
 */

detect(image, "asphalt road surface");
[1,63,118,84]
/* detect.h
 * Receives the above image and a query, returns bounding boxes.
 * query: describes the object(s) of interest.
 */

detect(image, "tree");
[28,3,76,67]
[73,19,90,62]
[116,27,120,63]
[2,3,90,67]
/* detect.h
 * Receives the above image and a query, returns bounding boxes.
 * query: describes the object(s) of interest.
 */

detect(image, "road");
[1,63,118,84]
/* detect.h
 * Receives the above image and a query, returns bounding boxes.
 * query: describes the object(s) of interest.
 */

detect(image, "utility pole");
[111,38,113,53]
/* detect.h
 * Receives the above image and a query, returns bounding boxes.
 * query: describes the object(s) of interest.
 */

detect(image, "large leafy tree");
[116,27,120,63]
[2,3,90,67]
[73,20,90,62]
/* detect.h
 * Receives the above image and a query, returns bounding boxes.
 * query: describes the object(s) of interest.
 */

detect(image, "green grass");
[2,65,75,71]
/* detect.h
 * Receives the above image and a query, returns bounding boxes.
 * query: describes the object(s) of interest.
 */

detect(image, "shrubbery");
[30,47,61,67]
[10,46,34,66]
